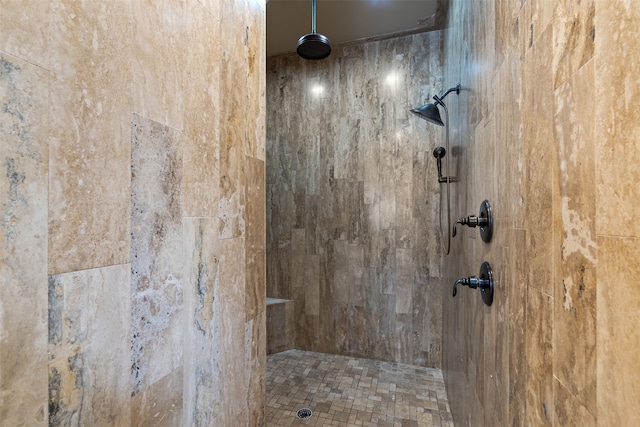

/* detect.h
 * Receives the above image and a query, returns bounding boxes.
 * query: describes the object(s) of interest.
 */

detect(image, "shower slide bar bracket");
[452,261,494,306]
[432,147,458,183]
[452,200,493,243]
[437,176,458,184]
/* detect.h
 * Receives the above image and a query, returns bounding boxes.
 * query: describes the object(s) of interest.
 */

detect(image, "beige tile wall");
[0,52,49,426]
[442,0,640,425]
[0,1,266,425]
[266,31,446,368]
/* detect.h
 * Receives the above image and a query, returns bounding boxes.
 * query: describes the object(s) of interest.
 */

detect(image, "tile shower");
[267,0,640,425]
[3,0,640,426]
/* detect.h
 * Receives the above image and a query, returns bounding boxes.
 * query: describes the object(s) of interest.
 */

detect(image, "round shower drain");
[296,408,313,420]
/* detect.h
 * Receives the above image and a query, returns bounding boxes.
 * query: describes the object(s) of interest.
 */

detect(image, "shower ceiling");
[266,0,444,56]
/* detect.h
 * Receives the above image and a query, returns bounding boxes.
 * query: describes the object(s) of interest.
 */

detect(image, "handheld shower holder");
[452,261,494,306]
[453,200,493,243]
[432,147,458,183]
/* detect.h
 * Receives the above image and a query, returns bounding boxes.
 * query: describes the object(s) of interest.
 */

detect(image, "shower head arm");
[435,83,462,104]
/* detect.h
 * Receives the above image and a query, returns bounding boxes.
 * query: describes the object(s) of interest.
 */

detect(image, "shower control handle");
[452,200,494,243]
[452,215,488,237]
[452,276,489,297]
[452,262,495,306]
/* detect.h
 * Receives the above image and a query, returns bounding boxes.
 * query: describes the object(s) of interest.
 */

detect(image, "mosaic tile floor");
[266,350,454,427]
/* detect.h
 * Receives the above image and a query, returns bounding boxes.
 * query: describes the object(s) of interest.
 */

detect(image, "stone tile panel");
[48,265,131,426]
[48,0,132,274]
[0,53,49,426]
[130,113,184,396]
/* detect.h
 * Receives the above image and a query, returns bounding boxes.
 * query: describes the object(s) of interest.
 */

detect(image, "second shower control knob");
[452,262,494,306]
[452,276,489,297]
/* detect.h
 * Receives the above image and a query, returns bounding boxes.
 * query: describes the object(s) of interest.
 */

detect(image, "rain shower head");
[297,33,331,60]
[410,83,462,125]
[297,0,331,60]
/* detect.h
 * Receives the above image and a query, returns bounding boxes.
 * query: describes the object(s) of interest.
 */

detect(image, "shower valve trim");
[452,261,494,306]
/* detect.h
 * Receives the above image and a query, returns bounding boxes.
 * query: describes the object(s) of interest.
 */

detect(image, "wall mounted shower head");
[410,83,461,125]
[411,103,444,126]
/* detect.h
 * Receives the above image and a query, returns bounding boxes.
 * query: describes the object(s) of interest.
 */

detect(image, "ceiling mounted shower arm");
[311,0,317,33]
[297,0,331,60]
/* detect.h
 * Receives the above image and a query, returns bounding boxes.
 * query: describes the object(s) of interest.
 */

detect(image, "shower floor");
[266,350,454,427]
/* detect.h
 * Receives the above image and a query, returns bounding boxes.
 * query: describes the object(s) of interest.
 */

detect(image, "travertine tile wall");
[266,32,445,367]
[0,1,266,426]
[441,0,640,425]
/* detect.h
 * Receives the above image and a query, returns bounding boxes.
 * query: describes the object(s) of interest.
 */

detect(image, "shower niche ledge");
[267,298,296,354]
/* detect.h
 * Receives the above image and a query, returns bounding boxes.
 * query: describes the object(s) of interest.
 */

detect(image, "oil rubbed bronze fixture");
[410,83,461,126]
[452,261,494,306]
[452,200,493,243]
[297,0,331,60]
[432,146,446,182]
[410,83,461,256]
